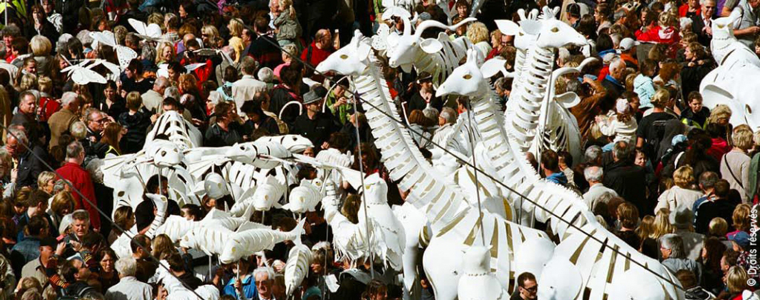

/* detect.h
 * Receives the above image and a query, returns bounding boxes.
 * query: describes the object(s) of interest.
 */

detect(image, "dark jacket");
[55,0,84,34]
[603,160,648,211]
[15,144,48,190]
[408,92,443,113]
[695,198,738,234]
[118,109,152,154]
[291,112,339,149]
[204,122,244,147]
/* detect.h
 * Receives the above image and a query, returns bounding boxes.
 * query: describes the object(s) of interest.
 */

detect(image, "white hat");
[618,37,637,52]
[616,98,630,114]
[59,214,73,236]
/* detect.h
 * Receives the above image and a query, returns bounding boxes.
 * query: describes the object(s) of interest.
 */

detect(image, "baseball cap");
[729,231,751,250]
[618,38,638,52]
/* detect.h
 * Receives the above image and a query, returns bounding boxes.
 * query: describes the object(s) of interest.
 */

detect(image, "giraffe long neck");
[469,87,588,240]
[412,40,466,87]
[353,56,465,233]
[505,46,554,153]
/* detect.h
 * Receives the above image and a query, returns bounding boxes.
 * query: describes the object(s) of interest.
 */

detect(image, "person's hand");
[151,114,159,124]
[191,118,204,126]
[321,142,329,149]
[234,276,243,292]
[688,62,695,67]
[10,169,17,183]
[335,97,348,107]
[594,115,603,124]
[705,25,712,35]
[303,221,312,235]
[55,241,66,256]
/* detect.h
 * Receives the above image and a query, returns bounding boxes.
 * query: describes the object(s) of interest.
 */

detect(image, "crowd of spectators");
[0,0,759,298]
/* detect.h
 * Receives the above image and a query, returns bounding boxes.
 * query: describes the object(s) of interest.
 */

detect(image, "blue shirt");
[546,172,568,186]
[223,274,258,300]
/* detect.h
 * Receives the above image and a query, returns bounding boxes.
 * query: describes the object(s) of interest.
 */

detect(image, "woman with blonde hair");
[109,206,134,243]
[227,19,245,63]
[151,234,176,260]
[655,165,703,213]
[652,208,675,239]
[636,215,659,258]
[273,0,302,47]
[729,204,751,236]
[726,266,751,297]
[30,35,53,77]
[467,22,491,59]
[36,171,56,195]
[50,191,75,229]
[155,41,176,65]
[200,25,220,48]
[721,126,753,202]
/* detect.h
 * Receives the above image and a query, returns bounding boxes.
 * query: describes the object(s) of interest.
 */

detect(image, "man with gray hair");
[253,266,276,300]
[582,166,618,210]
[660,233,702,279]
[232,57,267,114]
[48,92,80,149]
[432,107,463,153]
[602,57,626,103]
[0,42,18,83]
[6,129,47,190]
[56,141,100,231]
[141,76,168,114]
[105,257,153,300]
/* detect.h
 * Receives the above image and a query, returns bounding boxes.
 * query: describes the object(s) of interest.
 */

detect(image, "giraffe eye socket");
[340,54,348,59]
[551,27,559,33]
[464,74,472,79]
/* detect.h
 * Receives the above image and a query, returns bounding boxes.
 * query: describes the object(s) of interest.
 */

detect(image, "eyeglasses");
[93,118,107,123]
[255,280,271,287]
[522,285,538,293]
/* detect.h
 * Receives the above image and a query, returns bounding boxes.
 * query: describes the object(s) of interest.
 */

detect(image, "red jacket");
[56,162,101,230]
[300,42,333,69]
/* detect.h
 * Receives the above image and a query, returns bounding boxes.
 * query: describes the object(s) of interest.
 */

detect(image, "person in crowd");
[510,272,537,300]
[6,129,47,190]
[721,125,754,202]
[204,102,243,147]
[603,141,648,212]
[104,257,152,300]
[291,87,338,150]
[660,233,702,280]
[56,142,100,231]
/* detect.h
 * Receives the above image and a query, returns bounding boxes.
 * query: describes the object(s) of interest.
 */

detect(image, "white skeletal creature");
[699,10,760,129]
[436,48,684,300]
[219,219,305,263]
[457,245,507,300]
[317,31,554,300]
[146,111,203,148]
[284,240,312,296]
[386,17,477,87]
[358,173,406,271]
[282,179,322,214]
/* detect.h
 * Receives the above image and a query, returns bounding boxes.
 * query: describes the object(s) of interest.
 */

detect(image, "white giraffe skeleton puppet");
[497,8,588,163]
[437,46,684,300]
[317,31,554,300]
[386,17,477,87]
[699,10,760,129]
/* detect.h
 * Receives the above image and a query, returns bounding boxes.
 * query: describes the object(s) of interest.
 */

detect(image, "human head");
[709,217,729,237]
[727,266,751,293]
[617,202,639,229]
[612,140,631,162]
[609,57,626,81]
[732,126,754,150]
[66,141,85,165]
[51,191,75,217]
[676,270,698,289]
[71,209,90,238]
[540,150,560,173]
[650,88,670,109]
[113,206,135,231]
[61,92,80,112]
[254,267,275,298]
[660,233,686,259]
[85,108,107,133]
[130,234,152,259]
[516,272,537,300]
[315,29,332,49]
[584,166,603,183]
[673,165,695,188]
[439,107,457,126]
[18,91,37,116]
[115,256,137,277]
